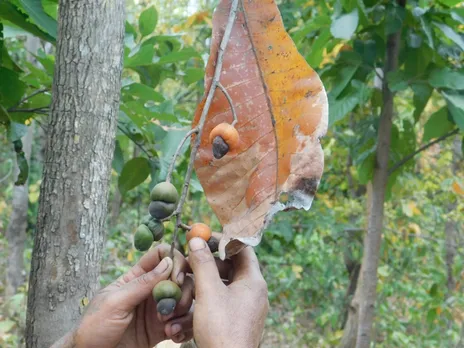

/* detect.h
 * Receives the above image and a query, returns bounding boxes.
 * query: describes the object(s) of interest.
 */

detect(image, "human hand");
[59,244,195,348]
[187,238,269,348]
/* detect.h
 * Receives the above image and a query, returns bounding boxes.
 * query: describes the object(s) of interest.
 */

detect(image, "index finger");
[116,243,188,286]
[230,246,264,283]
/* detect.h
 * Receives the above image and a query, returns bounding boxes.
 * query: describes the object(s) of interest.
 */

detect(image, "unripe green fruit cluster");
[152,280,182,316]
[133,182,179,252]
[149,182,179,220]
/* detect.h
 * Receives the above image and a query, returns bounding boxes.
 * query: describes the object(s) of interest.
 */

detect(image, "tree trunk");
[445,136,463,298]
[355,2,405,346]
[25,1,125,347]
[5,123,34,296]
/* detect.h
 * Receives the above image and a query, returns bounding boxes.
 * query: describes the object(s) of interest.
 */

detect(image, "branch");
[166,128,198,183]
[217,82,238,126]
[8,88,49,110]
[169,0,239,258]
[388,128,459,176]
[117,124,156,161]
[8,107,49,115]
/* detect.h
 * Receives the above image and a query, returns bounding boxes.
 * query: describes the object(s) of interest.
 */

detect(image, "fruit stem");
[169,0,239,259]
[166,127,199,183]
[217,82,238,127]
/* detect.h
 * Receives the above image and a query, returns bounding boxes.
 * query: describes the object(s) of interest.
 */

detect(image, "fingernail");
[189,237,207,251]
[174,332,185,342]
[171,323,182,336]
[177,272,185,286]
[154,257,171,273]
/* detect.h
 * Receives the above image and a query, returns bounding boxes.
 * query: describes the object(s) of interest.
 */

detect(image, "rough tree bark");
[355,1,406,346]
[25,1,125,347]
[340,2,406,346]
[5,123,34,296]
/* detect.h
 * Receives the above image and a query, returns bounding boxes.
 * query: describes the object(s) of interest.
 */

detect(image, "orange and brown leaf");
[192,0,328,259]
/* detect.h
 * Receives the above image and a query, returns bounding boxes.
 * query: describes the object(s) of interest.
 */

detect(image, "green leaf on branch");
[125,44,155,68]
[330,9,359,40]
[19,0,57,39]
[306,28,331,67]
[429,68,464,90]
[15,150,29,186]
[139,6,158,38]
[121,83,164,103]
[157,48,200,65]
[386,71,408,92]
[183,68,204,84]
[329,65,359,99]
[423,107,455,142]
[0,67,26,108]
[437,0,461,6]
[112,140,125,175]
[0,2,55,43]
[412,83,433,122]
[442,91,464,131]
[433,22,464,51]
[118,157,151,195]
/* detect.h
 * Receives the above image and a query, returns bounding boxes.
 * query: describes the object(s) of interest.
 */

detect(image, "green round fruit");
[152,280,182,302]
[134,224,154,251]
[145,219,165,241]
[149,201,176,220]
[141,214,153,225]
[157,298,177,316]
[150,182,179,204]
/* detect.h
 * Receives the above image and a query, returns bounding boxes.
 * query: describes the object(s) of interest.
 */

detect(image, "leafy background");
[0,0,463,347]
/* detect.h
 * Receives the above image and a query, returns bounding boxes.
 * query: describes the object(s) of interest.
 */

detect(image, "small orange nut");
[186,223,212,242]
[209,123,240,151]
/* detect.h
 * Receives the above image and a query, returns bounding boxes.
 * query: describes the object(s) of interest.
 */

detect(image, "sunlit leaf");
[330,9,359,39]
[139,6,158,38]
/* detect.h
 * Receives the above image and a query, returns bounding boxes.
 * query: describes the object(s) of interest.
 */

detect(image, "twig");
[179,223,191,231]
[166,128,199,183]
[117,124,155,161]
[169,0,239,259]
[8,88,49,110]
[8,107,49,115]
[388,128,459,176]
[217,82,238,126]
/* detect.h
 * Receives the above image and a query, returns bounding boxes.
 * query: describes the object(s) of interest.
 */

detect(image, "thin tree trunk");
[5,35,41,297]
[5,124,34,296]
[355,2,405,346]
[25,1,125,347]
[445,136,463,298]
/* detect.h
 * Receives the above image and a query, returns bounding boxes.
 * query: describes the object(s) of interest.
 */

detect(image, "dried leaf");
[193,0,328,259]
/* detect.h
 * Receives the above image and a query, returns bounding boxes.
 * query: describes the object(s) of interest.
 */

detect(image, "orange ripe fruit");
[209,123,240,151]
[186,223,212,242]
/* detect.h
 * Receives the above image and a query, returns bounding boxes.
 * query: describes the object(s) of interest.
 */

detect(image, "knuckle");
[192,248,214,265]
[136,273,152,286]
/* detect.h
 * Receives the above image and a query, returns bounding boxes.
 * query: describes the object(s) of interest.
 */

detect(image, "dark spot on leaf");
[305,90,312,98]
[269,15,276,22]
[295,177,318,197]
[268,45,273,50]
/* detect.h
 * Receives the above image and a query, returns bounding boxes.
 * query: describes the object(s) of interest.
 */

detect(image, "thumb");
[117,257,173,311]
[188,238,224,297]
